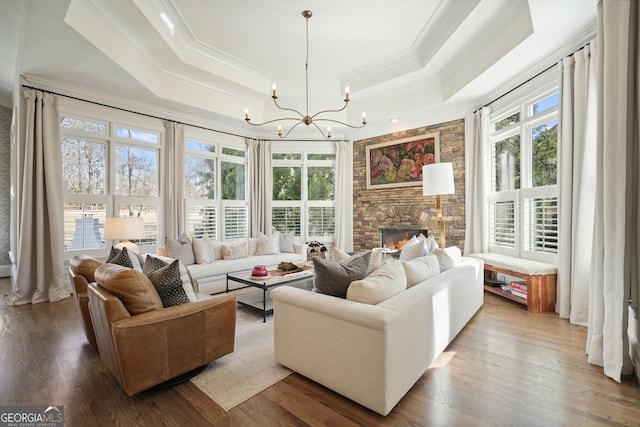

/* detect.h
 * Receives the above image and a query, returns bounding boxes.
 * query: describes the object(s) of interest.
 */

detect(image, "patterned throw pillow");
[312,251,371,298]
[145,259,190,307]
[107,247,143,271]
[165,234,196,266]
[221,239,249,260]
[143,255,198,302]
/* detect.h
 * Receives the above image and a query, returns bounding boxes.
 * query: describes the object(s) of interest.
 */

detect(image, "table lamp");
[103,217,145,254]
[422,163,455,248]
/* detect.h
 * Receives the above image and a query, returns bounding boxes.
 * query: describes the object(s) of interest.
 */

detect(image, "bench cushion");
[468,253,557,276]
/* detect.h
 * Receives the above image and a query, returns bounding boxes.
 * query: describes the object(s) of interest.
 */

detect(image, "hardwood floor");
[1,277,639,426]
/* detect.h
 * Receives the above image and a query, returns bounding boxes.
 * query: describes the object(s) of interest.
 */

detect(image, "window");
[488,86,558,262]
[60,110,162,257]
[271,146,336,243]
[184,130,247,241]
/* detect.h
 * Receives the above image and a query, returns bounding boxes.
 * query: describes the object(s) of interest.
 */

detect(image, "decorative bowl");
[251,265,268,277]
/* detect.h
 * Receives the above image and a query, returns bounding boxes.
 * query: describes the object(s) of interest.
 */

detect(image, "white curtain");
[588,0,637,381]
[248,139,272,237]
[163,122,185,239]
[463,107,490,255]
[9,90,70,305]
[557,42,597,326]
[334,140,351,250]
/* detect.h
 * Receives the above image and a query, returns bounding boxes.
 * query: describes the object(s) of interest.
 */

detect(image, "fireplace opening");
[379,228,428,252]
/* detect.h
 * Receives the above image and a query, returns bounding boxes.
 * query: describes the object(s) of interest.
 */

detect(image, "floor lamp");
[103,217,145,254]
[422,163,455,248]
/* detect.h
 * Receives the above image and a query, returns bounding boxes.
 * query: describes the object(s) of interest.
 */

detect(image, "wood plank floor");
[1,277,639,426]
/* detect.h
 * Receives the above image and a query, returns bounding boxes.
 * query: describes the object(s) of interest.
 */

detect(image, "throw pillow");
[279,231,295,253]
[432,246,462,271]
[399,239,428,261]
[165,235,195,266]
[145,259,191,307]
[331,246,351,261]
[347,260,407,305]
[107,247,143,271]
[312,251,371,298]
[94,263,163,315]
[425,235,439,253]
[143,255,198,302]
[192,236,216,264]
[401,254,441,288]
[368,247,384,275]
[222,239,249,260]
[256,232,280,255]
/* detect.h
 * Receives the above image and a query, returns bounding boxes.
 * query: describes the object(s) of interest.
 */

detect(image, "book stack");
[509,280,528,299]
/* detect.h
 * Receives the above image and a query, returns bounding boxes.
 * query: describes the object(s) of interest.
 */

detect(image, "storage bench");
[468,253,557,313]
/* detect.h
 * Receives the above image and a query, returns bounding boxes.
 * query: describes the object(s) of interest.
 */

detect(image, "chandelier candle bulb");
[345,86,350,101]
[244,109,249,120]
[272,84,277,98]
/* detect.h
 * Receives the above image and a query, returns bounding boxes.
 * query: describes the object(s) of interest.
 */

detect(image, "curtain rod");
[473,41,591,114]
[20,84,341,142]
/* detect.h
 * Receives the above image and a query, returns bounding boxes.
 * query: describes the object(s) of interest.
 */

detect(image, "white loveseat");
[158,236,307,294]
[271,256,484,416]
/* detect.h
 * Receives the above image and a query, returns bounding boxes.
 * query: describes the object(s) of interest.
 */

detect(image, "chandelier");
[244,10,367,140]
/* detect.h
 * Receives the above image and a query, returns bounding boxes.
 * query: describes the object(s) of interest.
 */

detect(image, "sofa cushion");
[94,263,163,315]
[145,259,191,307]
[192,236,216,264]
[144,255,198,302]
[312,251,371,298]
[425,236,439,253]
[222,239,249,260]
[347,260,407,305]
[433,247,462,271]
[256,232,279,255]
[107,247,143,271]
[165,234,196,266]
[401,254,440,288]
[69,254,103,282]
[279,231,295,253]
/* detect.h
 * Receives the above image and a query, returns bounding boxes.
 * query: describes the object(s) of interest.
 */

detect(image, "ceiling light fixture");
[244,10,367,140]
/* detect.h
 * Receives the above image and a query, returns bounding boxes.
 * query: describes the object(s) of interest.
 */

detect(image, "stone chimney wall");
[352,119,466,252]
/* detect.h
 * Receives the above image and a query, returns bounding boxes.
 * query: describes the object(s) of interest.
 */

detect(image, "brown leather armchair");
[87,262,236,395]
[69,255,102,348]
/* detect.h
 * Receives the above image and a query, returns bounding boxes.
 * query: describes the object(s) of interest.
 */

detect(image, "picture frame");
[366,132,440,189]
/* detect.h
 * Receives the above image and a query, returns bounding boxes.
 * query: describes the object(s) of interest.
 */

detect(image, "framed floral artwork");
[366,132,440,189]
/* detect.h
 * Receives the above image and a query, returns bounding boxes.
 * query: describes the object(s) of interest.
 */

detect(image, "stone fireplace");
[379,226,428,252]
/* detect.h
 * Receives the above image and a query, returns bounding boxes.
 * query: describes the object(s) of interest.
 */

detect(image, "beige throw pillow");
[222,239,249,260]
[432,246,462,271]
[347,260,407,305]
[192,236,216,264]
[165,234,196,266]
[256,232,280,255]
[401,254,440,288]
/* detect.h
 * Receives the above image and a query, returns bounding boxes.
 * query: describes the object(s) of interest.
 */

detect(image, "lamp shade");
[103,217,145,241]
[422,163,455,196]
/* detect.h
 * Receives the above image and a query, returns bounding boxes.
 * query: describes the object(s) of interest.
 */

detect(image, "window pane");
[115,146,158,196]
[308,153,335,160]
[530,93,559,116]
[185,156,216,199]
[62,138,106,195]
[273,167,301,200]
[493,135,520,191]
[224,207,247,239]
[64,203,106,250]
[494,112,520,131]
[188,206,217,240]
[222,147,245,158]
[60,117,107,135]
[308,167,335,200]
[273,153,301,160]
[272,207,301,236]
[532,120,558,187]
[489,200,515,248]
[186,140,216,153]
[308,207,335,236]
[116,204,158,246]
[221,161,245,200]
[116,127,159,144]
[524,197,558,253]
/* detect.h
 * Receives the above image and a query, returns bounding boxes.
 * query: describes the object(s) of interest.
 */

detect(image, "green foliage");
[273,166,301,200]
[532,123,557,186]
[221,161,245,200]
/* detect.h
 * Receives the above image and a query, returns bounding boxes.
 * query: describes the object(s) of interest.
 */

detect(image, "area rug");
[190,307,292,411]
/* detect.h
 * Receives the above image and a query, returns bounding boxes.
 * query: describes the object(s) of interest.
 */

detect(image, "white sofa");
[271,256,484,416]
[158,238,307,294]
